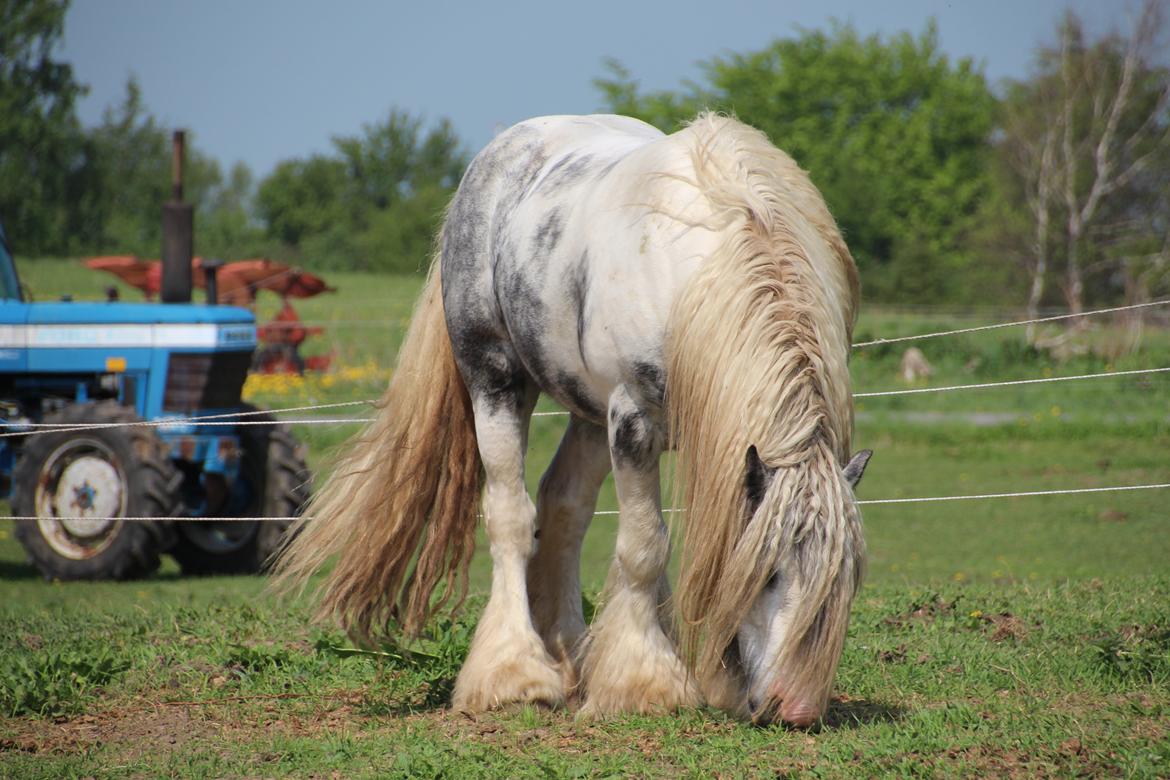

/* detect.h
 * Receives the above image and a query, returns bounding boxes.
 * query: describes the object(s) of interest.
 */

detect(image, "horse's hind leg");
[579,384,700,716]
[528,416,611,694]
[452,383,563,712]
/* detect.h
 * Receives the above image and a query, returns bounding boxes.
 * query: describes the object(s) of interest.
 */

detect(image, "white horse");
[274,113,870,727]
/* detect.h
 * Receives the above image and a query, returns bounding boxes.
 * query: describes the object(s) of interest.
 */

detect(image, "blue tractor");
[0,137,309,580]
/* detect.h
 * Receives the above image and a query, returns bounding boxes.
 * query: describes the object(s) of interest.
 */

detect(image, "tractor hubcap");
[36,440,126,560]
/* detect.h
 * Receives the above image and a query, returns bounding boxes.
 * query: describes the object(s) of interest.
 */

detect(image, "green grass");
[1,580,1166,777]
[2,260,1168,777]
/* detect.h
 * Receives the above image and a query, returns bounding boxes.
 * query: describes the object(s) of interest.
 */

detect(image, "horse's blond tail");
[270,262,482,641]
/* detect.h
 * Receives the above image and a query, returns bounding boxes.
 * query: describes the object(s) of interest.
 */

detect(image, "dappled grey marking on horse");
[531,209,566,256]
[568,250,591,370]
[273,112,868,728]
[535,152,598,195]
[607,392,661,469]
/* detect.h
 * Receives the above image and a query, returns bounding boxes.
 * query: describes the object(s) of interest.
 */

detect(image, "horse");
[273,112,871,727]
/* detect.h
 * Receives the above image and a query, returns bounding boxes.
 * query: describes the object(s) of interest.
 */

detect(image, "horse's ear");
[843,449,873,488]
[745,445,777,512]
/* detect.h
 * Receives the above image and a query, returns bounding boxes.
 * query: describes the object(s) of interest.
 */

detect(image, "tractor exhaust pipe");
[161,130,194,303]
[202,258,223,305]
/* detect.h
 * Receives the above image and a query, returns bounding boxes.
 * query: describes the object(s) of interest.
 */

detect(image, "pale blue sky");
[61,1,1119,177]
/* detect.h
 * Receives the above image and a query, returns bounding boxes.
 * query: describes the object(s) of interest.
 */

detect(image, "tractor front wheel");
[13,402,182,580]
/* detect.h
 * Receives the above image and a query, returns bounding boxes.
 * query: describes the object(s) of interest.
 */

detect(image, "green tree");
[0,0,87,254]
[596,23,998,303]
[257,109,468,272]
[197,161,274,261]
[594,59,701,132]
[998,1,1170,323]
[256,156,348,247]
[84,77,224,257]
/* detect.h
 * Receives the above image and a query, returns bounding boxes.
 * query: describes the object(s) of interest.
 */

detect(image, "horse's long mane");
[666,114,864,705]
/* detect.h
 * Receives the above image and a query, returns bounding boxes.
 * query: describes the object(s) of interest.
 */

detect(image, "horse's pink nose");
[779,699,821,728]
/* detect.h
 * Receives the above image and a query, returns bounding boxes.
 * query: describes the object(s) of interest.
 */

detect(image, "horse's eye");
[765,572,780,591]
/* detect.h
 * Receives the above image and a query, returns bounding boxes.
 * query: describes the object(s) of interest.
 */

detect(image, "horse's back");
[441,115,701,424]
[439,113,852,428]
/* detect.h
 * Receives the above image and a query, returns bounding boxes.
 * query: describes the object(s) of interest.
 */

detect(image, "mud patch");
[0,689,372,762]
[3,704,204,761]
[970,612,1032,642]
[882,594,958,628]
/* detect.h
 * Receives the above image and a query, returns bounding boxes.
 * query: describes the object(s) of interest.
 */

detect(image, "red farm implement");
[85,256,335,374]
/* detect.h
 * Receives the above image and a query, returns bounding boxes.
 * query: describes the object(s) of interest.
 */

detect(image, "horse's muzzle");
[750,691,822,729]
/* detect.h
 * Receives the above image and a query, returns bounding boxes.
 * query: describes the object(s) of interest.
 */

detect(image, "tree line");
[2,0,1167,310]
[0,0,466,273]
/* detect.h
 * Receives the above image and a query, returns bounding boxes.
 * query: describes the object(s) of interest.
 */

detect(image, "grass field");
[2,260,1168,777]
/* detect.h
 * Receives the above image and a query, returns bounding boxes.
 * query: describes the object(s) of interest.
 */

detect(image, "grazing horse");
[273,113,870,727]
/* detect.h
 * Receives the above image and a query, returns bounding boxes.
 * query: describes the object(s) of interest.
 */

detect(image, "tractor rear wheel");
[13,402,182,580]
[169,407,309,575]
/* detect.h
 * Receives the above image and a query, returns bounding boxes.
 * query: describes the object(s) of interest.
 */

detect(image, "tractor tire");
[12,402,182,581]
[169,407,309,575]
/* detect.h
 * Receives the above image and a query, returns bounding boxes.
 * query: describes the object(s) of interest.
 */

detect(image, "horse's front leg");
[452,390,563,712]
[528,416,611,696]
[579,384,700,716]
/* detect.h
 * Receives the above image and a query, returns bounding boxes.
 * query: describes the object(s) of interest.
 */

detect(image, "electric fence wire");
[5,364,1167,435]
[7,481,1170,523]
[3,299,1169,520]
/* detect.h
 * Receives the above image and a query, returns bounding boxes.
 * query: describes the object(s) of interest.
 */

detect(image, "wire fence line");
[0,400,372,439]
[6,297,1165,437]
[856,482,1170,505]
[3,299,1167,524]
[851,297,1170,348]
[852,366,1170,398]
[6,480,1170,525]
[269,298,1170,345]
[591,483,1170,513]
[1,516,297,523]
[3,363,1165,436]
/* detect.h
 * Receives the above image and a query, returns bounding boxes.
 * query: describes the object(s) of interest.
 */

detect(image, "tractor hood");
[26,302,254,325]
[14,302,257,350]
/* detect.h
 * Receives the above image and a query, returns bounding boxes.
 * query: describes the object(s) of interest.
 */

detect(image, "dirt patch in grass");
[430,710,813,775]
[2,686,1164,777]
[2,703,204,760]
[882,596,1038,643]
[1098,508,1129,523]
[939,744,1108,779]
[0,689,371,761]
[2,694,415,760]
[882,594,958,628]
[986,612,1031,642]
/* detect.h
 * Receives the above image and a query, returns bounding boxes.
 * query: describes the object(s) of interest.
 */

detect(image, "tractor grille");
[164,351,251,412]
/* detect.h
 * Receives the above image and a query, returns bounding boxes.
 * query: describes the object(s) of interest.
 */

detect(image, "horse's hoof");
[577,647,700,717]
[453,637,565,712]
[576,676,700,719]
[452,665,565,712]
